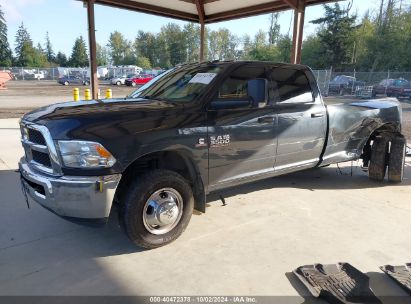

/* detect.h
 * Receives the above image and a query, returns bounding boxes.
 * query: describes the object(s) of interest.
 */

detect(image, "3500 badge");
[196,135,230,148]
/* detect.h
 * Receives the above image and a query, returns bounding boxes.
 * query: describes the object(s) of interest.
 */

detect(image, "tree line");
[0,1,410,71]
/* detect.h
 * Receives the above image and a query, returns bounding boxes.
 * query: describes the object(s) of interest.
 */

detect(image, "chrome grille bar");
[20,121,62,176]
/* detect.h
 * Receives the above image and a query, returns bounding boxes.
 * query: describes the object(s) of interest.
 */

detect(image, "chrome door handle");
[311,113,324,118]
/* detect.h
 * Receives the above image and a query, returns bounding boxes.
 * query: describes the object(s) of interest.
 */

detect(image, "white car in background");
[111,74,136,85]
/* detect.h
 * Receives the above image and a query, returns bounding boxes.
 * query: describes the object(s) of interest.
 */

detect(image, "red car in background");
[372,78,411,99]
[125,74,154,87]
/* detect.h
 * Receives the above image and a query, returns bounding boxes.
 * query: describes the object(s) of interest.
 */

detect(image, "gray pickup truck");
[19,61,406,248]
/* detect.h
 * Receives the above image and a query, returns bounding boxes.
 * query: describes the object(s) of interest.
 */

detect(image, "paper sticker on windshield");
[189,73,217,85]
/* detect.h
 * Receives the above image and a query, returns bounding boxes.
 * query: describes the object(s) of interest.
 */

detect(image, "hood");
[22,98,184,140]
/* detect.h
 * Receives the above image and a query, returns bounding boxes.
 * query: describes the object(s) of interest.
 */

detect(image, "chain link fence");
[0,66,165,81]
[2,66,411,97]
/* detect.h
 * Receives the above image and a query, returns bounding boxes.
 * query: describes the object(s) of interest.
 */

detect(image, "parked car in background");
[58,75,90,86]
[385,78,411,99]
[372,79,395,97]
[111,74,136,86]
[125,74,154,86]
[328,75,365,96]
[26,70,46,80]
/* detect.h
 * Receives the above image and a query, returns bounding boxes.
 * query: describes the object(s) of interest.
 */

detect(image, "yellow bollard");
[84,89,91,101]
[105,89,112,99]
[73,88,80,101]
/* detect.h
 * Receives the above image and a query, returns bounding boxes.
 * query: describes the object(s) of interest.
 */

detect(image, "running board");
[293,262,381,304]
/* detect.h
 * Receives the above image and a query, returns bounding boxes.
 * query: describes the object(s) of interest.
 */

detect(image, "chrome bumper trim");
[19,158,121,219]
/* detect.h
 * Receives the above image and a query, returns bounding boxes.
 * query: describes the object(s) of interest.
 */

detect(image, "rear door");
[270,67,327,173]
[207,64,277,190]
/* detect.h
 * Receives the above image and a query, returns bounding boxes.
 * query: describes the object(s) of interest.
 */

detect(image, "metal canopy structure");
[82,0,341,98]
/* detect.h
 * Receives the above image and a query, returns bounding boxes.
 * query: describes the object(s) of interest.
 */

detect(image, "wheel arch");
[114,149,206,213]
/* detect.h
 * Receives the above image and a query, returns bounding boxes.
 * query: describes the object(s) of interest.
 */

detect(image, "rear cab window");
[270,67,314,104]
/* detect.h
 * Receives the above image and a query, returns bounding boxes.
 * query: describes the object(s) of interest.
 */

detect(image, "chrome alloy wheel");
[142,188,183,235]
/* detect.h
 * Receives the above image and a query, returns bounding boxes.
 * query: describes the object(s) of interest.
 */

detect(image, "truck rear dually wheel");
[388,136,406,183]
[119,169,194,249]
[368,136,389,181]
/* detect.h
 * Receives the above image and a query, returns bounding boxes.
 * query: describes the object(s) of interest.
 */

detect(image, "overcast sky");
[0,0,377,56]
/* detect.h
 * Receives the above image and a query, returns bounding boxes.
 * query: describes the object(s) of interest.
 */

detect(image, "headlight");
[58,140,116,168]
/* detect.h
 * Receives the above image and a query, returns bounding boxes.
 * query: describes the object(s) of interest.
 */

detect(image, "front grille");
[21,122,61,174]
[28,128,46,145]
[31,150,52,168]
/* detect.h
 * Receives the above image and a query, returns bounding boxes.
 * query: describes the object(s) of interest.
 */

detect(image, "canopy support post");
[290,0,305,64]
[86,0,99,99]
[200,23,205,61]
[195,0,205,62]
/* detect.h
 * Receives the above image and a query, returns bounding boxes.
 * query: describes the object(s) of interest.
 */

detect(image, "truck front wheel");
[119,169,194,249]
[368,136,389,181]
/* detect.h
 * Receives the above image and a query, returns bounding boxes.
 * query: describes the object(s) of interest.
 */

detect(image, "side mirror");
[247,79,267,107]
[209,78,267,110]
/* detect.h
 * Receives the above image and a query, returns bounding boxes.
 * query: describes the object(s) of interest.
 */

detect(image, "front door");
[207,64,277,191]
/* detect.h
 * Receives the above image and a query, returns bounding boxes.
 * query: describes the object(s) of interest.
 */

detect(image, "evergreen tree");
[268,13,281,44]
[107,31,132,65]
[135,31,158,67]
[56,51,68,67]
[96,43,109,66]
[311,3,357,69]
[0,4,12,66]
[184,23,201,63]
[15,23,33,66]
[277,35,292,62]
[160,23,187,66]
[69,36,88,67]
[240,34,253,59]
[45,32,55,63]
[301,35,325,68]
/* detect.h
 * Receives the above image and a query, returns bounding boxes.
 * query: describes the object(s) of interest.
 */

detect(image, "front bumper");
[19,158,121,220]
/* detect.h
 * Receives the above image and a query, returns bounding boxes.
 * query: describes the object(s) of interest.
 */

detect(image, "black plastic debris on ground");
[381,264,411,295]
[293,262,381,304]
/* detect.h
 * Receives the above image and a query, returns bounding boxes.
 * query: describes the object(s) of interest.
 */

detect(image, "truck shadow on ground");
[1,159,410,257]
[0,170,141,256]
[207,160,411,203]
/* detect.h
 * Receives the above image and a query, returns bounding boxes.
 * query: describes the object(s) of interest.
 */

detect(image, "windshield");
[128,65,222,102]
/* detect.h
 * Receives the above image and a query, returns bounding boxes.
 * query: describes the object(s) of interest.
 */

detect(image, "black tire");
[388,136,406,183]
[119,169,194,249]
[369,136,389,181]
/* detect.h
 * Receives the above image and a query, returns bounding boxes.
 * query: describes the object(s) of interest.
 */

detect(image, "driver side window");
[218,77,248,99]
[216,66,268,108]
